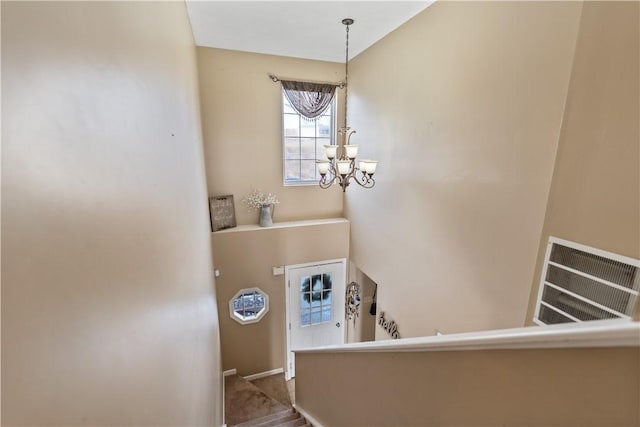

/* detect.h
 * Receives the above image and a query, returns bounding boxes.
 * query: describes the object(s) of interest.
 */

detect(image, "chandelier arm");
[319,162,340,188]
[319,179,334,189]
[343,128,356,146]
[319,173,336,189]
[352,173,376,189]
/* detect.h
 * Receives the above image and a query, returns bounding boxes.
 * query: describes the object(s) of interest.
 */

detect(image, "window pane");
[311,308,322,324]
[321,305,332,322]
[284,114,299,137]
[301,293,311,309]
[283,95,296,114]
[310,295,321,307]
[285,160,301,181]
[301,119,316,137]
[301,276,311,292]
[300,160,316,181]
[254,292,265,310]
[301,309,311,327]
[322,273,332,290]
[311,274,323,296]
[317,115,331,137]
[300,138,315,160]
[311,274,322,307]
[285,138,300,160]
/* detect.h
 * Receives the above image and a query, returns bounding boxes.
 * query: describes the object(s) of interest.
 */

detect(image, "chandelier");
[316,18,378,192]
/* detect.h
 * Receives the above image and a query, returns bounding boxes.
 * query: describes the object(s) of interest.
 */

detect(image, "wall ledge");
[294,319,640,353]
[213,217,348,234]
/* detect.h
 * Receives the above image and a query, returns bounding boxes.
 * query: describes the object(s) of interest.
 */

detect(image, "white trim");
[286,258,348,271]
[285,266,292,381]
[223,369,237,377]
[214,218,349,234]
[293,404,325,427]
[222,370,226,427]
[293,320,640,353]
[242,368,284,382]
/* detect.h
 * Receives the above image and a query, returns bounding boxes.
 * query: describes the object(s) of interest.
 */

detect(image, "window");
[282,92,336,185]
[300,273,333,327]
[229,287,269,325]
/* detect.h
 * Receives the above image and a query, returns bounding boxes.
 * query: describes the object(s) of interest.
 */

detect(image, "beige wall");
[196,47,344,226]
[296,347,640,426]
[212,221,349,375]
[1,2,222,425]
[526,1,640,323]
[345,1,584,337]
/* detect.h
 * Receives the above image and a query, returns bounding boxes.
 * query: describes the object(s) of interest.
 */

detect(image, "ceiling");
[186,1,434,63]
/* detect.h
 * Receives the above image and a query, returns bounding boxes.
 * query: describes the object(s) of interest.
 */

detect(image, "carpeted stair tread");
[225,375,289,426]
[276,416,307,427]
[250,374,292,407]
[232,409,298,427]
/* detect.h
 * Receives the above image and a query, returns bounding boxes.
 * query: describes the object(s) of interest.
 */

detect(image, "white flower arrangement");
[242,189,280,211]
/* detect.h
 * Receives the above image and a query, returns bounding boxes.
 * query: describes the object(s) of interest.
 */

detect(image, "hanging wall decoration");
[345,282,361,326]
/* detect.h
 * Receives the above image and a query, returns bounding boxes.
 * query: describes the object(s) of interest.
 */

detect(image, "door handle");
[336,322,341,327]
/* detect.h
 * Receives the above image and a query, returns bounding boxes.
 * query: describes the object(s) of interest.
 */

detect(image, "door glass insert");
[300,273,332,326]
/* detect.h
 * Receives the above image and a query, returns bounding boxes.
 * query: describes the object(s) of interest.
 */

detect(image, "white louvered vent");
[534,237,640,325]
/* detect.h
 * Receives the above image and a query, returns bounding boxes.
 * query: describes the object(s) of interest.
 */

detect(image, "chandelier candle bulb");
[337,160,351,176]
[317,160,331,175]
[344,145,359,159]
[324,144,338,160]
[365,160,378,175]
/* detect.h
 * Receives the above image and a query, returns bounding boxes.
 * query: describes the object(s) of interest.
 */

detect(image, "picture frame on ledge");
[209,194,237,232]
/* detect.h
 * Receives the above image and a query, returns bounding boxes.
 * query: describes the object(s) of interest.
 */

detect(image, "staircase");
[225,374,309,427]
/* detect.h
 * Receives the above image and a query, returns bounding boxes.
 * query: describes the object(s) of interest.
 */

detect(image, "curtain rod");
[268,73,345,89]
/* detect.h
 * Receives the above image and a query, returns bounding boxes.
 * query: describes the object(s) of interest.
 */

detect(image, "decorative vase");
[259,204,274,227]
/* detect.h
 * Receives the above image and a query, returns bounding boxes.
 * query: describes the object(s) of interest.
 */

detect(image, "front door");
[285,259,346,379]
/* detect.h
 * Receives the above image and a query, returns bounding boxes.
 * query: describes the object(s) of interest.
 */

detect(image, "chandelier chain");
[344,22,350,130]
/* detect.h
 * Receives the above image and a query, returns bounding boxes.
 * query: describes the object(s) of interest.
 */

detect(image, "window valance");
[281,80,338,120]
[274,77,340,120]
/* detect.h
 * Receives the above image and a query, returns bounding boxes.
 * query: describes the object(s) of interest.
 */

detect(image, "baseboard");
[223,368,237,377]
[293,404,325,427]
[243,367,284,381]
